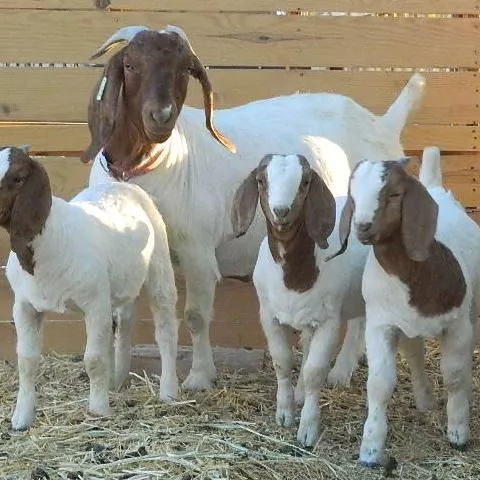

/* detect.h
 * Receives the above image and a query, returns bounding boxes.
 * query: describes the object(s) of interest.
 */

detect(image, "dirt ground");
[0,342,479,480]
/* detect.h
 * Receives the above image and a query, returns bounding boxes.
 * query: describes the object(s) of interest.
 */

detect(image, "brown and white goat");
[328,147,480,466]
[82,24,425,391]
[231,153,368,446]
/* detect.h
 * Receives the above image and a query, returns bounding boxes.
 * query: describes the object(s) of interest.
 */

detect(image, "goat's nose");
[358,222,372,233]
[152,105,173,124]
[273,206,290,219]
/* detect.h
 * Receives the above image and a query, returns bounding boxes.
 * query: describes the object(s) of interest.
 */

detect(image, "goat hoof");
[11,408,35,431]
[276,407,294,427]
[449,440,469,451]
[358,460,382,469]
[297,417,320,447]
[182,369,216,391]
[327,368,352,388]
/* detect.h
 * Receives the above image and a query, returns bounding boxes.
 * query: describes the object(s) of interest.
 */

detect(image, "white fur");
[252,156,369,446]
[8,178,179,430]
[266,154,303,217]
[89,68,425,391]
[350,149,480,466]
[0,148,11,180]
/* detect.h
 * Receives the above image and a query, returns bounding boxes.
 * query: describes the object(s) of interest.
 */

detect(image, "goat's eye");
[124,63,133,72]
[389,193,400,199]
[257,178,264,186]
[302,179,310,187]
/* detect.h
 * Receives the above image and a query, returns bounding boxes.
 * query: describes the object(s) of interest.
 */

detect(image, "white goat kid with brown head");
[330,147,480,466]
[1,147,178,430]
[84,24,425,391]
[231,153,368,447]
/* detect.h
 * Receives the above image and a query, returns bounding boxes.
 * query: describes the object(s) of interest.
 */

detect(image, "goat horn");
[89,25,150,60]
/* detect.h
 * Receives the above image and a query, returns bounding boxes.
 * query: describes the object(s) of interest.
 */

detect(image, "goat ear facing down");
[304,171,336,250]
[10,161,52,275]
[81,50,125,163]
[189,56,236,154]
[325,192,354,262]
[231,169,259,238]
[401,176,438,262]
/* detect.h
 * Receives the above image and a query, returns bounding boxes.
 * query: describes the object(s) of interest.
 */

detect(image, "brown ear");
[304,171,336,249]
[81,50,125,163]
[231,169,259,238]
[10,162,52,275]
[401,177,438,261]
[190,56,236,154]
[325,194,354,262]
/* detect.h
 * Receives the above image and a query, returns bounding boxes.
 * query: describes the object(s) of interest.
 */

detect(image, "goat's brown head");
[81,25,236,164]
[0,146,52,275]
[328,158,438,262]
[231,153,336,249]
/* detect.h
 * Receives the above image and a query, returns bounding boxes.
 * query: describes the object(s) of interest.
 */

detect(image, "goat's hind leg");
[110,302,135,391]
[441,319,474,450]
[11,301,44,431]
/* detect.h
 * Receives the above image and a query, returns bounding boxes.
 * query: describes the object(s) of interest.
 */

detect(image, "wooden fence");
[0,0,479,358]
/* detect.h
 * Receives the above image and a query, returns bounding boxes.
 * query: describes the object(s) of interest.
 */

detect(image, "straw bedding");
[0,343,479,480]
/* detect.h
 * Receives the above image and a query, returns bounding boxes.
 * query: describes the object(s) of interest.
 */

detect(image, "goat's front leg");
[260,308,295,427]
[110,303,135,391]
[179,246,219,391]
[441,319,474,449]
[297,317,340,447]
[359,324,398,467]
[398,335,435,411]
[11,301,44,431]
[327,315,365,387]
[84,300,113,417]
[294,327,313,407]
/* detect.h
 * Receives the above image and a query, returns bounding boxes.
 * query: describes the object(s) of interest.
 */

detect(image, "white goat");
[328,147,480,465]
[84,24,426,391]
[231,153,368,446]
[1,147,178,430]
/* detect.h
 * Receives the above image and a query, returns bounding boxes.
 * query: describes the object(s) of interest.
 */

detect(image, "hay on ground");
[0,342,479,480]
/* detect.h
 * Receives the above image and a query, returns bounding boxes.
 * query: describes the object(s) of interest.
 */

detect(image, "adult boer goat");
[83,24,425,391]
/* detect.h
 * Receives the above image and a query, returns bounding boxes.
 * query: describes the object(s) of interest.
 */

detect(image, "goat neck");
[372,232,466,317]
[266,214,319,293]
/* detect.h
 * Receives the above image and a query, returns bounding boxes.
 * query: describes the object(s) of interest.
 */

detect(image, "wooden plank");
[0,123,475,155]
[0,1,475,13]
[0,12,476,67]
[0,69,477,125]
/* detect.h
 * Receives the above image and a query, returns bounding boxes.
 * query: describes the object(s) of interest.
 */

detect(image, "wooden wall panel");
[0,124,475,157]
[0,69,477,125]
[0,12,477,67]
[0,1,476,13]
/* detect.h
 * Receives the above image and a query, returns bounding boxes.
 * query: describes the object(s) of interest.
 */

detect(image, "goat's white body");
[8,182,178,430]
[253,197,368,446]
[358,160,480,465]
[89,78,424,390]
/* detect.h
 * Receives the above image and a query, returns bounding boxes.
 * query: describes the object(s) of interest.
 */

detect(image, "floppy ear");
[304,171,336,249]
[81,49,125,163]
[10,162,52,275]
[231,169,259,238]
[325,193,354,262]
[402,177,438,261]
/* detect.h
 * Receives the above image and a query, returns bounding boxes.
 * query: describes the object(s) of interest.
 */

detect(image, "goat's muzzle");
[142,103,178,141]
[356,222,375,245]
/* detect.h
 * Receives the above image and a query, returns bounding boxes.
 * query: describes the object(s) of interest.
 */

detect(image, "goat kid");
[231,153,368,446]
[328,147,480,466]
[2,147,178,430]
[83,24,425,391]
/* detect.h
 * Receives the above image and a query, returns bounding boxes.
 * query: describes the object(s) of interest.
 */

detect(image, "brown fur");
[329,159,466,316]
[0,148,52,275]
[81,29,235,169]
[231,154,336,293]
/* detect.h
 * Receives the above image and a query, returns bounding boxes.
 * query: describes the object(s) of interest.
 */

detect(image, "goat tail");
[380,73,426,136]
[419,146,443,189]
